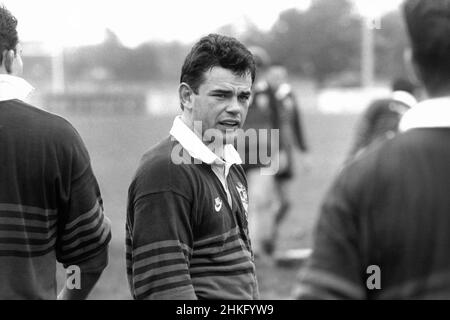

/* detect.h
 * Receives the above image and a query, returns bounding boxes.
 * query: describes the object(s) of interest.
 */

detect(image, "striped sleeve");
[126,191,196,300]
[55,129,111,269]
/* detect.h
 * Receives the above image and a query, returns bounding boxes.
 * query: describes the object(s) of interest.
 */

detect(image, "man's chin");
[212,134,236,146]
[223,131,239,144]
[203,128,238,145]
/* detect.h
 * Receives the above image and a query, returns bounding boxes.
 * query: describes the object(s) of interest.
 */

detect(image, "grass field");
[57,111,359,299]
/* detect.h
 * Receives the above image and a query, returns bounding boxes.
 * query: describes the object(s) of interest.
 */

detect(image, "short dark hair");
[180,34,256,94]
[0,5,18,65]
[403,0,450,94]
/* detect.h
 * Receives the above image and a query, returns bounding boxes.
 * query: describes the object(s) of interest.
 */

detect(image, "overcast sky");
[2,0,403,49]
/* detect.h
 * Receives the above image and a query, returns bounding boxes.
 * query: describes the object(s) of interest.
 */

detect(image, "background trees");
[32,0,408,88]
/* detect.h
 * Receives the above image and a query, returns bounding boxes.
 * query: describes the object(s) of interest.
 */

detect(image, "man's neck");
[179,114,226,159]
[207,141,225,160]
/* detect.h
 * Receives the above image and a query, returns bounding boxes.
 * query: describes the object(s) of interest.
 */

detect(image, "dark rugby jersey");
[274,83,309,179]
[0,99,111,299]
[241,80,279,170]
[126,121,259,300]
[295,98,450,299]
[275,83,308,153]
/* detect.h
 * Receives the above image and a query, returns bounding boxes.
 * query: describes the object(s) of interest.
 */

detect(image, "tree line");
[60,0,408,87]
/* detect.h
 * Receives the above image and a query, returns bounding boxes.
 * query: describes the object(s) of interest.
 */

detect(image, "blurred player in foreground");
[294,0,450,299]
[0,5,111,300]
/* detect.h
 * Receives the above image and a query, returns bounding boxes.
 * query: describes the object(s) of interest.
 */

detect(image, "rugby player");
[0,5,111,300]
[294,0,450,299]
[347,78,418,161]
[126,34,259,299]
[263,65,310,256]
[243,51,310,257]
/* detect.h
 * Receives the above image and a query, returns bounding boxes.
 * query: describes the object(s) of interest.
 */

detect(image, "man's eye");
[239,95,250,102]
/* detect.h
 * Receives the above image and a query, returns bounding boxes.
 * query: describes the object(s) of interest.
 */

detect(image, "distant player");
[242,50,310,257]
[241,47,279,257]
[262,65,310,256]
[241,46,278,173]
[347,78,418,161]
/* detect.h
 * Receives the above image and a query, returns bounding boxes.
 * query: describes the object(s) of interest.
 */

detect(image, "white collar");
[399,97,450,132]
[392,90,417,108]
[169,116,242,166]
[0,74,34,102]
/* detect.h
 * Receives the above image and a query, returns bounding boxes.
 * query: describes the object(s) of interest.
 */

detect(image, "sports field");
[56,111,359,299]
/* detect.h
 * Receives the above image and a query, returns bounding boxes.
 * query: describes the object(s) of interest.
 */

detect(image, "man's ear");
[403,48,421,85]
[179,82,194,111]
[2,49,15,74]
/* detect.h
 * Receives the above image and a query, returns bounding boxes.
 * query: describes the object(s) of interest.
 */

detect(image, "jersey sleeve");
[126,190,196,300]
[55,127,111,270]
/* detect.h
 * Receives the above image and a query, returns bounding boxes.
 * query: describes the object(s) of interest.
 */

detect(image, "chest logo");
[214,197,223,212]
[236,182,249,217]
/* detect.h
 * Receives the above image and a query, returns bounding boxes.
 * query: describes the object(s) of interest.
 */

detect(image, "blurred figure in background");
[347,77,418,161]
[294,0,450,299]
[243,49,310,258]
[262,65,310,256]
[0,5,111,300]
[242,46,279,258]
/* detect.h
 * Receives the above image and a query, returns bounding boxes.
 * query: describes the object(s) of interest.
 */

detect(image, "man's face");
[191,66,252,144]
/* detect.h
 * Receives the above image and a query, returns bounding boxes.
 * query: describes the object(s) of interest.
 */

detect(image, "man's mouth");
[218,119,240,129]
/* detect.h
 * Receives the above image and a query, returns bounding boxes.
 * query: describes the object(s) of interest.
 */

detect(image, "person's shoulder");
[347,132,399,168]
[135,137,175,180]
[5,99,82,144]
[344,130,428,179]
[340,135,392,184]
[131,137,196,199]
[381,128,448,161]
[6,99,69,125]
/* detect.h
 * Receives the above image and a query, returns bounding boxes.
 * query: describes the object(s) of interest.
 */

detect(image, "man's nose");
[226,96,241,114]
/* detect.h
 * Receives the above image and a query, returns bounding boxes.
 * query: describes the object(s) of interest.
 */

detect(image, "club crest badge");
[214,197,223,212]
[236,182,249,218]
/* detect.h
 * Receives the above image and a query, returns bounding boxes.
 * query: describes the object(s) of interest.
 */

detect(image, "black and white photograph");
[1,0,449,307]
